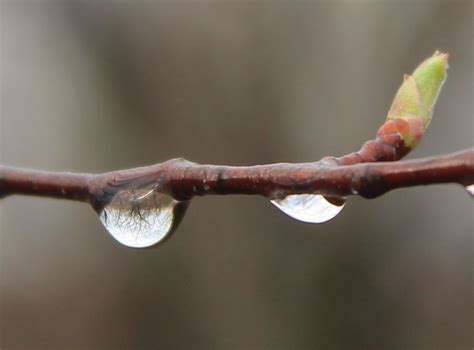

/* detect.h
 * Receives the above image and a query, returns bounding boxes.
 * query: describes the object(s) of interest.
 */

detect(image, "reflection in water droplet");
[99,187,182,248]
[271,194,345,223]
[465,184,474,197]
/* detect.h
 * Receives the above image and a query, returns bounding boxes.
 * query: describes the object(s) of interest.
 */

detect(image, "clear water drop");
[99,187,185,248]
[271,194,345,223]
[465,184,474,197]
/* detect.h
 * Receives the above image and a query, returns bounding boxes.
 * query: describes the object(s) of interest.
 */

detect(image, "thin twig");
[1,149,472,208]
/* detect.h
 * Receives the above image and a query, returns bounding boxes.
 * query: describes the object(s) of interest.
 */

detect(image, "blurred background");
[1,1,473,349]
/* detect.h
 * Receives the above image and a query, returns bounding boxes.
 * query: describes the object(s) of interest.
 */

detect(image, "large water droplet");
[99,187,185,248]
[271,194,345,223]
[465,184,474,197]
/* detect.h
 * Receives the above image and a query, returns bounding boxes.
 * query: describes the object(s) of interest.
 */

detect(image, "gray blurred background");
[1,1,473,349]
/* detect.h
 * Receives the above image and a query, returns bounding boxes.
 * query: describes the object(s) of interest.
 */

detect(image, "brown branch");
[1,149,473,210]
[2,114,472,210]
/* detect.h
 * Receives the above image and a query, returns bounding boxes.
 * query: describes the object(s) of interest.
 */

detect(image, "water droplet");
[271,194,345,223]
[99,187,187,248]
[465,184,474,197]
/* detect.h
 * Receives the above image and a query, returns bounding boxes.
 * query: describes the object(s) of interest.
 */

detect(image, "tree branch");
[2,52,470,249]
[1,149,472,209]
[1,54,470,211]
